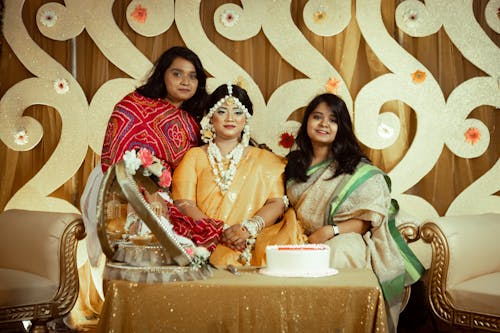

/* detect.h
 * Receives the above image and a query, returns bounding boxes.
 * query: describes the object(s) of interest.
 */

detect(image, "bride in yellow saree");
[171,83,289,268]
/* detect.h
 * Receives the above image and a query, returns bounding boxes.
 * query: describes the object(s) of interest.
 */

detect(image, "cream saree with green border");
[254,160,424,333]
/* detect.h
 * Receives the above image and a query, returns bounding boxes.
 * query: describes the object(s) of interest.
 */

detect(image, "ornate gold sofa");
[0,209,85,333]
[420,213,500,331]
[397,221,423,311]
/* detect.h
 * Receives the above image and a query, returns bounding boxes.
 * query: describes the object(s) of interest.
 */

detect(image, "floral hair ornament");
[200,82,252,146]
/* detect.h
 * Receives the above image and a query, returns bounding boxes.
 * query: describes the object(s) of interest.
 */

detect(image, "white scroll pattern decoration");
[1,0,88,213]
[260,0,352,156]
[0,0,498,218]
[126,0,174,37]
[394,0,500,216]
[303,0,351,37]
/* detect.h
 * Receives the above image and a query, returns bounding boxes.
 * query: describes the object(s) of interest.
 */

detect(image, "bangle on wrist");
[241,215,264,239]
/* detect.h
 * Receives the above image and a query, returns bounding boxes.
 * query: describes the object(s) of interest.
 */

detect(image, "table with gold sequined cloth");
[96,268,388,333]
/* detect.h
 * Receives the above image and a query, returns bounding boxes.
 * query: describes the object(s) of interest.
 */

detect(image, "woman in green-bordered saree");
[253,93,423,333]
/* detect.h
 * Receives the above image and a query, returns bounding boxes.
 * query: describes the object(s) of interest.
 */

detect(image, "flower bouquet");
[123,148,172,190]
[121,148,172,245]
[121,148,218,269]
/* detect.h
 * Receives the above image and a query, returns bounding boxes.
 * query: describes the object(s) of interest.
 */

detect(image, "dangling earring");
[241,123,250,147]
[200,111,216,143]
[200,121,216,144]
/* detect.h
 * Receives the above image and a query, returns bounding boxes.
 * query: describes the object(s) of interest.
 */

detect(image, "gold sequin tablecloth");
[96,268,388,333]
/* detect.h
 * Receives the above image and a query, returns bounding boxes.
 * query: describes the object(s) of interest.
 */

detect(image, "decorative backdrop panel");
[0,0,498,218]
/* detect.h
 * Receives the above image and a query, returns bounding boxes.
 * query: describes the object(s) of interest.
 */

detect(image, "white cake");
[261,244,338,277]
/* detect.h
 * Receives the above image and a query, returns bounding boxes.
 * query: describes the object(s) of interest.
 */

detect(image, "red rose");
[279,132,295,149]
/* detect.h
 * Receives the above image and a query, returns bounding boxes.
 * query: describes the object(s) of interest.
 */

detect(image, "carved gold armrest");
[420,221,500,331]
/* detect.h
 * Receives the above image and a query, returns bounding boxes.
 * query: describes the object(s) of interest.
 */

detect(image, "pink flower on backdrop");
[138,148,154,167]
[159,168,172,188]
[185,247,194,256]
[131,4,147,23]
[464,127,481,145]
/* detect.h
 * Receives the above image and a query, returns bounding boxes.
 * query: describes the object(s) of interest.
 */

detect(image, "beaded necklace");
[207,141,244,193]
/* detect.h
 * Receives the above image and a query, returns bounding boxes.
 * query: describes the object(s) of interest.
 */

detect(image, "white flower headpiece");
[200,82,252,146]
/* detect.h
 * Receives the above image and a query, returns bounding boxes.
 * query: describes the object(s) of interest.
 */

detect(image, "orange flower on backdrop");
[464,127,481,145]
[411,70,426,84]
[279,132,295,149]
[313,10,327,23]
[325,77,340,94]
[131,4,147,23]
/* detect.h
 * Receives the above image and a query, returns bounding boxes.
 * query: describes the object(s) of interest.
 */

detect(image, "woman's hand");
[221,224,250,251]
[307,226,334,244]
[308,219,371,244]
[173,199,208,220]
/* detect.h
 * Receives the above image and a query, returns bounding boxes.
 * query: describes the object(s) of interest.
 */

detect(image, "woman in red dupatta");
[74,47,209,327]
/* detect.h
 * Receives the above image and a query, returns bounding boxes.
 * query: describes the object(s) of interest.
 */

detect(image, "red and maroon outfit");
[99,91,222,251]
[101,91,200,172]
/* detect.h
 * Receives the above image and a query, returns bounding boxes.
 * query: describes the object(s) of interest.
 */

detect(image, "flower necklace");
[207,141,244,193]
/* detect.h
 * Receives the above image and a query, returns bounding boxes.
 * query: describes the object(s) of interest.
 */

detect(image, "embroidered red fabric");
[101,92,200,172]
[168,205,224,252]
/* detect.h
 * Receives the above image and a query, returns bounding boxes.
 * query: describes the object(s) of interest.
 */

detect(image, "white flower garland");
[207,141,244,193]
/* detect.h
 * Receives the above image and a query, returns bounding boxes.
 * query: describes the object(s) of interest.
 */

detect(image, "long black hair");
[136,46,208,121]
[207,84,253,116]
[285,93,369,182]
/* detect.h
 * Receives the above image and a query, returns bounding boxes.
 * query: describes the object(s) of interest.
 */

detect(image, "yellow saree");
[171,146,286,267]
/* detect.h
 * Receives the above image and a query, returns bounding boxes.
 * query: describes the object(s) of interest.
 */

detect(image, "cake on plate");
[260,244,338,277]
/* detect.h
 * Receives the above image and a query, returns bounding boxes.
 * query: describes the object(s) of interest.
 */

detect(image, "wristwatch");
[332,223,340,236]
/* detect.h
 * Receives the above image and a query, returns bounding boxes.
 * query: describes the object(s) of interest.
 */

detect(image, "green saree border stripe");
[379,273,406,302]
[306,159,333,177]
[326,163,425,284]
[328,163,380,220]
[387,206,425,282]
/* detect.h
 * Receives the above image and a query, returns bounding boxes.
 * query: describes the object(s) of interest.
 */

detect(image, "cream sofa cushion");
[448,272,500,315]
[437,213,500,288]
[0,268,57,307]
[0,209,80,285]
